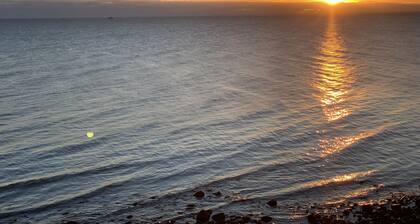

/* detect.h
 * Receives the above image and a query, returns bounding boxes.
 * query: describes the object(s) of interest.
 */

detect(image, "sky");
[0,0,419,18]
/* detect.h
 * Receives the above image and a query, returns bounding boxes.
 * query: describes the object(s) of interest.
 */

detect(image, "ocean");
[0,14,419,223]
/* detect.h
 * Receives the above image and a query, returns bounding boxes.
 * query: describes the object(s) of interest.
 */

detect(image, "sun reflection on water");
[319,130,377,157]
[312,14,369,158]
[324,184,385,205]
[303,170,376,188]
[313,14,355,122]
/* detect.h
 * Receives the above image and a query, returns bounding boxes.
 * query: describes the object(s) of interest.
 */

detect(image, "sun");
[324,0,344,5]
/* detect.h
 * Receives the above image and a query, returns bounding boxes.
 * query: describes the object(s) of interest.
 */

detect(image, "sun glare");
[325,0,344,5]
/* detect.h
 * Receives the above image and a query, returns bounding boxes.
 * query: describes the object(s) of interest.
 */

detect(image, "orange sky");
[7,0,418,2]
[3,0,419,3]
[1,0,419,18]
[154,0,420,2]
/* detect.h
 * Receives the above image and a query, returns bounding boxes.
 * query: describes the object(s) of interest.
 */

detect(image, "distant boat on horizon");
[107,17,114,20]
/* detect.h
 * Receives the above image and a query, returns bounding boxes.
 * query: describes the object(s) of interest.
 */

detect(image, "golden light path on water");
[313,14,354,123]
[308,15,384,207]
[319,131,375,157]
[303,170,377,188]
[312,14,376,157]
[324,183,385,205]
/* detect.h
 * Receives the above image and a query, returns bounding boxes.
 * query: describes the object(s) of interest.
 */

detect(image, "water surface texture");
[1,14,419,223]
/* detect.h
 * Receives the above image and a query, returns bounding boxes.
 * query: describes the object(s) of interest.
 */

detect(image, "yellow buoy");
[86,131,95,139]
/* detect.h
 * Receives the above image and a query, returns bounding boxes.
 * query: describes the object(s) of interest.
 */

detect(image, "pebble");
[194,191,205,199]
[260,216,272,223]
[196,209,213,224]
[212,213,226,224]
[213,191,222,197]
[266,199,277,208]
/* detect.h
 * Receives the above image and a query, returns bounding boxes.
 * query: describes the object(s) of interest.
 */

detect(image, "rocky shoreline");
[307,192,420,224]
[59,190,420,224]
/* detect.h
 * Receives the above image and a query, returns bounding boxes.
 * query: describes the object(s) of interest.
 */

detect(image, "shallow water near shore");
[1,14,420,223]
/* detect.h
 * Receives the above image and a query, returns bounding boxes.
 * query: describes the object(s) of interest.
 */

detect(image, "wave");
[0,175,136,219]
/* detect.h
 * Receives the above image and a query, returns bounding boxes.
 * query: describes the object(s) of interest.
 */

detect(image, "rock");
[213,191,222,197]
[307,193,420,224]
[260,216,272,223]
[391,204,401,212]
[211,213,225,224]
[242,215,251,223]
[186,204,195,210]
[343,209,351,216]
[266,199,277,208]
[307,213,320,224]
[362,204,373,214]
[194,191,205,199]
[415,198,420,207]
[228,215,251,223]
[126,215,133,219]
[196,209,212,224]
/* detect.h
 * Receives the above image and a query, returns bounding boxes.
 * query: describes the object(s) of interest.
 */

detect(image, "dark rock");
[213,191,222,197]
[211,213,225,224]
[415,198,420,207]
[391,204,401,212]
[242,215,251,223]
[196,209,212,224]
[266,199,277,208]
[186,204,195,210]
[307,213,320,224]
[227,215,252,224]
[260,216,272,223]
[343,209,351,216]
[307,193,420,224]
[194,191,205,198]
[362,204,373,214]
[126,215,133,219]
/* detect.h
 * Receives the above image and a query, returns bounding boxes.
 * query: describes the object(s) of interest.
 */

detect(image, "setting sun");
[323,0,359,5]
[325,0,343,5]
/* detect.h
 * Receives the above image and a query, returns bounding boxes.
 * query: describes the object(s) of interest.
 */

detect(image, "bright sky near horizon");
[1,0,419,18]
[1,0,420,2]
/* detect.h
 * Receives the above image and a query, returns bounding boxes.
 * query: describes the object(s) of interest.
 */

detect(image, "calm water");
[1,14,419,223]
